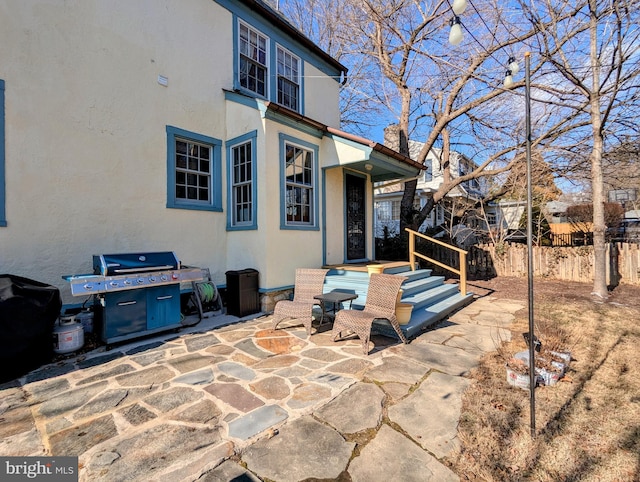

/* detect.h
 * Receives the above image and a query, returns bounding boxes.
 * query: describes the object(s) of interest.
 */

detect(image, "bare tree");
[279,0,640,296]
[517,0,640,297]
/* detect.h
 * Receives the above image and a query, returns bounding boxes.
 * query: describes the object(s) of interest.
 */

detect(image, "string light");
[508,56,520,75]
[449,17,464,45]
[504,70,514,88]
[452,0,468,15]
[446,0,520,88]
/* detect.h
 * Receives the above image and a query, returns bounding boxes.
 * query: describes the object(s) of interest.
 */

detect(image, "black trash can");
[225,269,259,317]
[0,274,62,383]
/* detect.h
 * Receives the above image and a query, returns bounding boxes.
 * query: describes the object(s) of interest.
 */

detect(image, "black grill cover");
[0,275,61,383]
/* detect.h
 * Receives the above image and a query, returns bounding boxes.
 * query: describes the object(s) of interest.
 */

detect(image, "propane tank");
[74,309,94,334]
[53,315,84,354]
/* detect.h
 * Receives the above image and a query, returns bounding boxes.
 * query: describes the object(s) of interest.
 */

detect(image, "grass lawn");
[447,277,640,481]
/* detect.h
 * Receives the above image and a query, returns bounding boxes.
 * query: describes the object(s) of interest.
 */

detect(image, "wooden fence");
[422,242,640,285]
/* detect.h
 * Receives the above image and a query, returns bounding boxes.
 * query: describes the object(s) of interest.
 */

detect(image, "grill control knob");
[160,275,168,282]
[137,278,144,284]
[124,279,132,285]
[149,276,157,282]
[110,281,118,287]
[171,273,179,280]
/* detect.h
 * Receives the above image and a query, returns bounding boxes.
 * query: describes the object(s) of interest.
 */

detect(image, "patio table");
[313,291,358,325]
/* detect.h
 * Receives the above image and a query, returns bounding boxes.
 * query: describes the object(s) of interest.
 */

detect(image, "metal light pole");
[524,51,536,437]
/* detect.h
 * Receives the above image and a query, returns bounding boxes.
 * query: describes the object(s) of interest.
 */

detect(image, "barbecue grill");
[67,252,203,345]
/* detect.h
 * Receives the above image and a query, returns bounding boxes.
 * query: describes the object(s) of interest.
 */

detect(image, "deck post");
[459,251,467,295]
[408,231,416,271]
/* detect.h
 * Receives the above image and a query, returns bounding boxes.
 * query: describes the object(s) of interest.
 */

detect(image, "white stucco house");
[374,139,483,238]
[0,0,422,305]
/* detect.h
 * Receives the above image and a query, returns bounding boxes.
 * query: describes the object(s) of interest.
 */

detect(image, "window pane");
[276,46,300,111]
[239,23,268,97]
[231,140,253,226]
[283,142,314,225]
[174,137,213,205]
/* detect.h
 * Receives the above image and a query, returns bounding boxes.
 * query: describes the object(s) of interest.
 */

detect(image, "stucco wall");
[0,1,233,302]
[0,0,362,306]
[303,63,341,126]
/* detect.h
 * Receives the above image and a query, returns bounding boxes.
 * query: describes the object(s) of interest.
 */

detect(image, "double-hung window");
[236,19,304,113]
[166,126,222,212]
[227,131,257,230]
[276,46,300,111]
[239,22,268,97]
[281,135,317,228]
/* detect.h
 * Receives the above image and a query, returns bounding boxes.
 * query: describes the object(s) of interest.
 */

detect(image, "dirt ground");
[447,276,640,481]
[467,275,640,308]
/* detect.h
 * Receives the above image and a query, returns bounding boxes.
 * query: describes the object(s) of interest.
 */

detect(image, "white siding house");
[0,0,421,304]
[374,139,483,237]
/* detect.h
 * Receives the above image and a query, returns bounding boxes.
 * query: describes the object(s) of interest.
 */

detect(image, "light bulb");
[449,17,463,46]
[452,0,467,15]
[508,57,520,75]
[504,70,514,89]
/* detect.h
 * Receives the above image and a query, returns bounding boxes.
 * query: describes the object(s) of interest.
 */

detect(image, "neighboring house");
[0,0,422,305]
[374,135,483,237]
[484,200,526,232]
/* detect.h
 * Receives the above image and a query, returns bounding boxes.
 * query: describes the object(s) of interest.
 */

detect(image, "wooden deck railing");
[406,228,468,295]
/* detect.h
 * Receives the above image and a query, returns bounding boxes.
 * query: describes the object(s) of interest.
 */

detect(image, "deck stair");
[322,264,474,339]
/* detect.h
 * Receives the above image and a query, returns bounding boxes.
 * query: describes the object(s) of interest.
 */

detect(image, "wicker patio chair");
[332,272,408,355]
[272,268,329,336]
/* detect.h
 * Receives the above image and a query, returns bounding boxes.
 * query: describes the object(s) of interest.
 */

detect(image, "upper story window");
[239,22,268,97]
[235,19,304,113]
[166,126,222,212]
[276,46,300,111]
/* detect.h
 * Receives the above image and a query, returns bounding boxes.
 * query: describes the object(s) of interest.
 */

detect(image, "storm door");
[345,174,366,260]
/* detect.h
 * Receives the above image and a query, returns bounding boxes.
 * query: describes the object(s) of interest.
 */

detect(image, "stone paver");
[389,371,471,458]
[242,416,355,482]
[315,382,385,433]
[1,293,523,481]
[348,424,459,482]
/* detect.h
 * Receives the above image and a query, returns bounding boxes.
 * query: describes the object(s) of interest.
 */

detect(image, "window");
[239,22,268,97]
[376,201,392,221]
[391,200,401,221]
[280,135,317,228]
[166,126,222,212]
[277,46,300,111]
[227,131,257,230]
[0,79,5,227]
[424,159,433,182]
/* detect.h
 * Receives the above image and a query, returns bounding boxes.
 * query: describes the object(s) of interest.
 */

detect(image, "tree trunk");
[589,0,608,298]
[398,89,416,236]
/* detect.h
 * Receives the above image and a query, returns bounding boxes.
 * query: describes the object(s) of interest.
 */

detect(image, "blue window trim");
[231,13,306,116]
[279,133,319,231]
[166,125,222,212]
[0,79,5,227]
[226,130,258,231]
